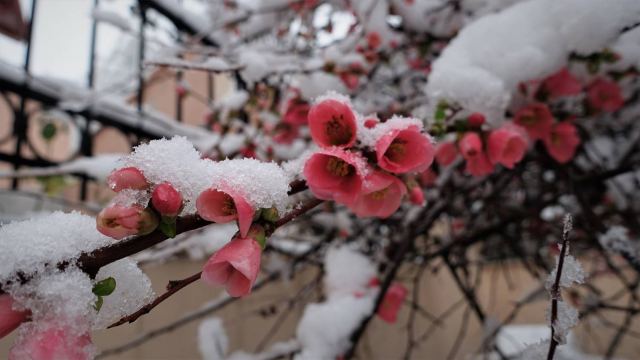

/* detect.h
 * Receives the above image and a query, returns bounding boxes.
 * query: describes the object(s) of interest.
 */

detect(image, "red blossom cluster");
[303,97,435,217]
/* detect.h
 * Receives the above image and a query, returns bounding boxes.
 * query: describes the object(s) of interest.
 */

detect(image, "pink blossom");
[363,117,379,129]
[9,325,93,360]
[339,71,360,91]
[375,125,434,174]
[96,204,158,240]
[282,98,310,126]
[513,103,554,140]
[487,123,528,169]
[151,183,183,217]
[106,167,148,192]
[0,295,28,339]
[303,148,367,205]
[196,187,255,238]
[308,98,358,148]
[587,78,624,112]
[543,122,581,163]
[418,169,437,187]
[459,132,494,177]
[272,122,300,145]
[468,112,486,127]
[542,68,582,98]
[409,186,424,205]
[350,172,406,218]
[366,32,382,49]
[201,237,262,297]
[377,283,408,323]
[435,141,458,166]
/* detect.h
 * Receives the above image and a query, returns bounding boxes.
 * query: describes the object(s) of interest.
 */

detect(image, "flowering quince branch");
[107,197,323,328]
[547,215,573,360]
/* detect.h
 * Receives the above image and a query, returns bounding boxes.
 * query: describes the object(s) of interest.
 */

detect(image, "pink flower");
[587,78,624,112]
[513,103,554,140]
[459,132,494,177]
[435,141,458,166]
[106,167,148,192]
[303,148,367,205]
[468,112,485,127]
[283,98,310,126]
[366,32,382,49]
[201,237,262,297]
[308,98,358,148]
[375,125,434,174]
[541,68,582,98]
[377,283,408,324]
[196,187,255,238]
[487,123,528,169]
[340,72,360,90]
[409,186,424,205]
[9,324,93,360]
[151,183,183,217]
[418,169,437,187]
[543,122,581,163]
[363,117,379,129]
[96,204,158,240]
[272,122,300,145]
[350,172,406,218]
[0,295,28,339]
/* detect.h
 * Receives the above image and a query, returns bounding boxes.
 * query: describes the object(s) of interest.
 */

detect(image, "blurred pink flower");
[487,123,528,169]
[106,167,148,192]
[196,187,255,238]
[435,141,458,167]
[308,98,358,148]
[9,324,93,360]
[375,126,434,174]
[201,237,262,297]
[542,68,582,98]
[377,283,408,323]
[587,78,624,112]
[459,132,494,177]
[543,122,581,163]
[513,103,554,140]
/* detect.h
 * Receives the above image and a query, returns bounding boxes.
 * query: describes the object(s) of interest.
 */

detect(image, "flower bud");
[96,204,158,240]
[107,167,148,192]
[151,183,183,217]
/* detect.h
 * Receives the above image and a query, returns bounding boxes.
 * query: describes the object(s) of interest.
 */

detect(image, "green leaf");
[93,277,116,297]
[41,122,57,141]
[159,216,177,238]
[94,296,104,312]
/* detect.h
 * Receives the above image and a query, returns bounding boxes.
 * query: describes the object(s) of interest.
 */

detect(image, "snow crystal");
[426,0,640,121]
[296,295,375,360]
[8,267,95,323]
[518,339,550,360]
[323,246,377,298]
[314,90,353,108]
[0,212,111,285]
[357,115,427,148]
[198,317,228,360]
[545,255,585,291]
[93,259,155,329]
[599,225,638,258]
[548,301,579,345]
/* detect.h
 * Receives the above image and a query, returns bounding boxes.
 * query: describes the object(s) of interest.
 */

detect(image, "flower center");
[326,115,353,145]
[370,187,389,200]
[222,195,237,216]
[385,139,407,161]
[326,157,354,177]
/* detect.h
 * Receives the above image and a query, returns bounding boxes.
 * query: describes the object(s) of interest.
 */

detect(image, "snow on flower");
[0,295,29,339]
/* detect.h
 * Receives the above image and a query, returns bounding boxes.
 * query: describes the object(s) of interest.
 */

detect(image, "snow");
[214,90,249,111]
[426,0,640,122]
[295,295,375,360]
[323,246,377,298]
[549,302,579,345]
[198,317,228,360]
[295,72,347,101]
[545,255,585,291]
[357,115,427,148]
[0,212,112,285]
[93,259,155,329]
[91,8,131,32]
[0,154,121,181]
